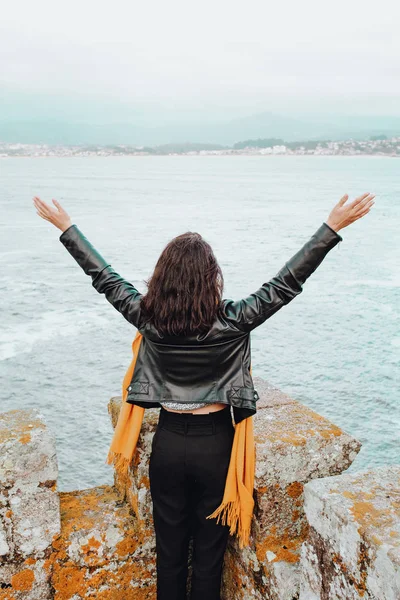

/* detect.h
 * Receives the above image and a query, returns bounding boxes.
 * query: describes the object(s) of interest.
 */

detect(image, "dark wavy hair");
[140,232,224,336]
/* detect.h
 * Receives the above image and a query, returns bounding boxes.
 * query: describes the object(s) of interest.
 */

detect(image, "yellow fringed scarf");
[106,330,255,548]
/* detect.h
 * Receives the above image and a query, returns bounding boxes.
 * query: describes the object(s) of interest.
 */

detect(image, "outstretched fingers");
[52,198,63,211]
[354,206,373,221]
[350,192,374,209]
[33,196,51,214]
[353,199,375,221]
[352,194,375,215]
[33,197,48,218]
[33,196,58,222]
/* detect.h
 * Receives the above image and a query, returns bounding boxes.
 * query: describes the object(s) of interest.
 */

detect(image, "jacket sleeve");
[222,222,343,332]
[59,224,143,328]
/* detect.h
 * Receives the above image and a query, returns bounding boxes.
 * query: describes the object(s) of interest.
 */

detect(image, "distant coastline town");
[1,135,399,158]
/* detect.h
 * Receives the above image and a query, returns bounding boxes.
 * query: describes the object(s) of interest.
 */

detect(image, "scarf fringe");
[105,450,132,475]
[206,500,251,549]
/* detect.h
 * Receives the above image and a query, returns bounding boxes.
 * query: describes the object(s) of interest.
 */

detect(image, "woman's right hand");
[33,196,73,233]
[326,192,376,232]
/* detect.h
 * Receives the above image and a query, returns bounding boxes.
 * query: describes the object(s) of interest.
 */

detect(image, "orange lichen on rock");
[43,557,54,572]
[138,474,150,489]
[0,409,45,444]
[18,433,31,444]
[0,591,16,600]
[50,536,69,562]
[116,532,140,558]
[253,434,265,444]
[128,490,140,520]
[292,509,300,521]
[259,403,346,446]
[11,569,35,592]
[122,486,152,546]
[277,432,307,447]
[52,564,86,599]
[59,488,107,537]
[319,425,343,439]
[222,550,253,599]
[325,547,369,598]
[113,464,155,550]
[339,488,395,536]
[332,552,347,571]
[51,551,155,600]
[81,536,101,552]
[350,501,393,533]
[310,412,326,421]
[341,490,375,501]
[46,484,157,599]
[370,534,382,546]
[81,535,103,564]
[286,481,303,498]
[133,451,141,467]
[255,524,307,564]
[354,543,370,597]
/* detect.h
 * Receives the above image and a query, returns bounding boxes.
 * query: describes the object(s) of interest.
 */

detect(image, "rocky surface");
[108,376,363,599]
[0,409,60,599]
[299,465,400,600]
[49,485,156,599]
[2,378,397,599]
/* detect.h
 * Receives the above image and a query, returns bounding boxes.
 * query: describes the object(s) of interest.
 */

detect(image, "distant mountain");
[317,115,400,141]
[0,112,399,146]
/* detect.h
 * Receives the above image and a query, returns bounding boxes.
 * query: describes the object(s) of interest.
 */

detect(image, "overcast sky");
[1,0,400,122]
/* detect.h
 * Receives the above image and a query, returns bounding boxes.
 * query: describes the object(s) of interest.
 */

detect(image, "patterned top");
[160,401,208,410]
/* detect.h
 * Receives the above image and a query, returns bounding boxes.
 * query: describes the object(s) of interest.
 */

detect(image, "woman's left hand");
[33,196,73,232]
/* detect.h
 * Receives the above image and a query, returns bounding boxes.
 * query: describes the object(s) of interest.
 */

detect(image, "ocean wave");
[0,310,109,361]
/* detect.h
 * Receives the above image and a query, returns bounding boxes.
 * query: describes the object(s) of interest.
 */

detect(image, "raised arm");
[59,224,143,328]
[222,192,375,332]
[32,196,143,328]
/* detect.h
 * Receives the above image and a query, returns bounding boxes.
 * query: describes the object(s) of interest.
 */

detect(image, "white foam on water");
[0,310,109,361]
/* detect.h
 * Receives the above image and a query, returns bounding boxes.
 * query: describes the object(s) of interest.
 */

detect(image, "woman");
[33,191,374,600]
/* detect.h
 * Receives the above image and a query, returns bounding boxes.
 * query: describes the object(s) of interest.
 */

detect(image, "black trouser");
[149,405,235,600]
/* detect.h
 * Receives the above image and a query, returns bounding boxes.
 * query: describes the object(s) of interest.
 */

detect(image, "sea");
[0,155,399,491]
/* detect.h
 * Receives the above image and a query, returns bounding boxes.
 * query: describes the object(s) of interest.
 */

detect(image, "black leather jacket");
[59,222,342,423]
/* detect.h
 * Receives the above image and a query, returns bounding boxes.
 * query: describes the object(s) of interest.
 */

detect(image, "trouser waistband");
[158,405,233,435]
